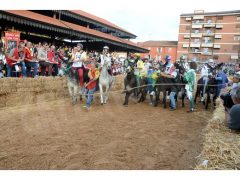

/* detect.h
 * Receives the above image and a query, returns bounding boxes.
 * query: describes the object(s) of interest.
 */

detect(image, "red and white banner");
[5,31,20,53]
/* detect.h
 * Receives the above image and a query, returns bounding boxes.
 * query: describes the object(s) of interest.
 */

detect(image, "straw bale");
[195,99,240,170]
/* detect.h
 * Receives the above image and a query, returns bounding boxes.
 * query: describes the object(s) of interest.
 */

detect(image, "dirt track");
[0,92,213,170]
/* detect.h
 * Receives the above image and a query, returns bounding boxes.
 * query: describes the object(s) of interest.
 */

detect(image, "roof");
[181,10,240,17]
[69,10,136,37]
[2,10,147,52]
[137,41,178,47]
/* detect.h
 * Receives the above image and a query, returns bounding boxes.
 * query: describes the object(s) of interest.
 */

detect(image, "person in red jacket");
[6,41,26,77]
[83,62,100,110]
[48,45,59,76]
[24,41,38,77]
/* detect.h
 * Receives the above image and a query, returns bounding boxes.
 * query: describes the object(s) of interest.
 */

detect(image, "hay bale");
[195,99,240,170]
[0,77,69,108]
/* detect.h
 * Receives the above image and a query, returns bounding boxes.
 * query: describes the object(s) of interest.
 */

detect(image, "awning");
[0,10,148,53]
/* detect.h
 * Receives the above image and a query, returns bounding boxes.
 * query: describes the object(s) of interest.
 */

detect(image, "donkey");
[99,59,114,105]
[61,58,89,105]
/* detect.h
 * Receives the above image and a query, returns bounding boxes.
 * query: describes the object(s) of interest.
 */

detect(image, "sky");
[2,0,240,42]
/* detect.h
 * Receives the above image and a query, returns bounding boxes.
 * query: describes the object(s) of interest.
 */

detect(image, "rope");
[72,82,228,96]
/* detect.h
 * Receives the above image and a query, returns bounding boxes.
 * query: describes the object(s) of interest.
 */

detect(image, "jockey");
[216,67,229,97]
[71,43,87,87]
[124,53,136,70]
[147,65,156,92]
[184,61,197,112]
[135,53,146,90]
[163,55,173,74]
[99,46,112,75]
[160,63,179,110]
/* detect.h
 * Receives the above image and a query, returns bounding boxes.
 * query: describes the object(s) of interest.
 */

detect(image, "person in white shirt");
[99,46,112,75]
[201,61,210,101]
[72,43,87,87]
[160,63,178,110]
[144,59,151,73]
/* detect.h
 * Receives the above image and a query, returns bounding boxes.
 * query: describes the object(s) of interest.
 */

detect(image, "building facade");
[137,41,178,61]
[177,10,240,62]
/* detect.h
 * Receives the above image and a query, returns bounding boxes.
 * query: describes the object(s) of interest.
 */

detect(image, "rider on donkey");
[99,46,112,75]
[135,53,146,93]
[71,43,87,87]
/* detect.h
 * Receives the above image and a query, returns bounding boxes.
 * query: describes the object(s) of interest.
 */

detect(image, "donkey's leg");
[205,92,210,109]
[123,91,131,106]
[72,84,78,105]
[99,84,104,105]
[163,90,167,108]
[104,84,110,104]
[181,88,185,107]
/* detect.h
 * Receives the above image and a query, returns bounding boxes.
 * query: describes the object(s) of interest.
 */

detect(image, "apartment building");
[177,10,240,62]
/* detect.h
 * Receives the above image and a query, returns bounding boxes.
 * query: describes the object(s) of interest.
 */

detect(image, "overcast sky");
[3,0,240,42]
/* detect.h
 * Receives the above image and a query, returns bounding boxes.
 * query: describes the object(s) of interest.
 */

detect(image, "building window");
[194,29,199,34]
[157,47,162,53]
[237,16,240,21]
[236,24,240,29]
[234,35,240,41]
[213,55,219,60]
[168,48,172,53]
[217,16,223,20]
[186,26,190,30]
[233,45,239,50]
[207,19,212,23]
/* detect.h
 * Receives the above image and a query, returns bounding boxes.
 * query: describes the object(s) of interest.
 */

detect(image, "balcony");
[201,43,213,47]
[183,44,189,48]
[216,24,223,29]
[190,43,201,48]
[192,24,203,29]
[231,55,239,60]
[202,52,212,55]
[204,23,215,28]
[193,15,204,20]
[202,32,215,37]
[191,33,202,38]
[184,34,190,39]
[215,34,222,39]
[214,44,221,49]
[191,51,201,54]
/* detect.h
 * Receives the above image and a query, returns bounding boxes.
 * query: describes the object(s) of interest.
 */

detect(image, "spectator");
[228,86,240,131]
[48,45,59,76]
[6,41,26,77]
[38,42,52,76]
[24,41,38,77]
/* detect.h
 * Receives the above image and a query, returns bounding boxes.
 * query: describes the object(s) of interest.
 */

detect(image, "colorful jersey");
[87,68,100,90]
[184,69,196,92]
[24,47,33,62]
[164,63,173,74]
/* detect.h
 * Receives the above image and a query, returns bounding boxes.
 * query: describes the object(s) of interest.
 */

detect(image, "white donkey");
[99,60,114,105]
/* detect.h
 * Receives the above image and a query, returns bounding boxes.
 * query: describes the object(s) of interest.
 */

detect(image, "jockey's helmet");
[134,53,141,58]
[165,55,171,61]
[77,43,83,49]
[103,46,109,49]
